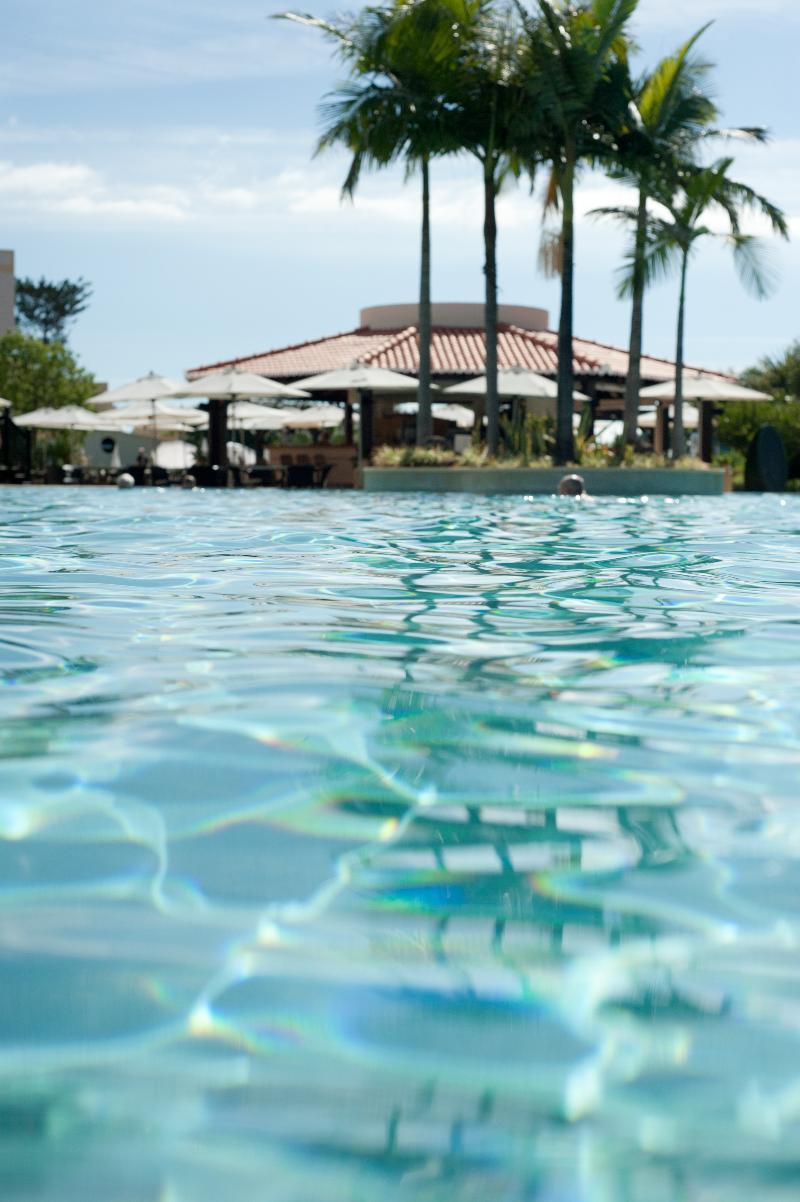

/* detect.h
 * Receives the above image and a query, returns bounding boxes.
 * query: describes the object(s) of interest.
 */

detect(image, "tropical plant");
[15,276,92,344]
[592,30,718,443]
[518,0,638,464]
[646,157,788,456]
[593,30,775,445]
[717,399,800,479]
[443,0,531,455]
[0,330,97,413]
[740,340,800,400]
[279,1,462,445]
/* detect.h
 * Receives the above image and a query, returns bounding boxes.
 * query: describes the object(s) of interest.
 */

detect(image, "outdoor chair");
[284,463,315,488]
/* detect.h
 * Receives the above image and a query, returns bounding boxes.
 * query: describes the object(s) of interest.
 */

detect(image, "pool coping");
[362,467,728,496]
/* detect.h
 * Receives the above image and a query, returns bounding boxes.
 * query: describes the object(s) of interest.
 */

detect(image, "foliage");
[30,431,86,474]
[642,157,788,456]
[0,331,98,415]
[717,400,800,476]
[371,443,712,469]
[740,341,800,400]
[373,444,460,466]
[15,277,92,344]
[500,412,552,460]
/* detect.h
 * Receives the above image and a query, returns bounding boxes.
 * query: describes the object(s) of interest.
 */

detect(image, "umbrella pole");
[698,401,714,463]
[208,399,229,479]
[654,404,669,456]
[151,399,157,484]
[358,390,374,465]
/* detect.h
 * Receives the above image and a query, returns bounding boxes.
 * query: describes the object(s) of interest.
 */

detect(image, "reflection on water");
[1,487,800,1200]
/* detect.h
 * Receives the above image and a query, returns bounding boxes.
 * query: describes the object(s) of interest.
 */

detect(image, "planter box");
[363,466,726,497]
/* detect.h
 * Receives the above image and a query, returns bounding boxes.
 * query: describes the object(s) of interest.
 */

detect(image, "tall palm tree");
[594,29,771,444]
[440,0,530,455]
[519,0,638,464]
[646,157,788,456]
[279,3,458,445]
[610,29,716,444]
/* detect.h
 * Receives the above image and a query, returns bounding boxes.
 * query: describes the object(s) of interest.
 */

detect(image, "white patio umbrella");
[14,405,118,431]
[225,400,289,429]
[394,401,475,429]
[638,406,699,430]
[0,397,10,409]
[88,372,184,410]
[639,378,771,403]
[271,403,345,430]
[292,364,421,393]
[179,368,309,401]
[104,399,207,427]
[446,366,589,403]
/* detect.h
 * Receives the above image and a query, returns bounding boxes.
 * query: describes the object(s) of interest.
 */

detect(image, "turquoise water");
[1,486,800,1201]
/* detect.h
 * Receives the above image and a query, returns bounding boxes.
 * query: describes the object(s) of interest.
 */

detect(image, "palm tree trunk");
[416,155,433,446]
[555,153,576,465]
[484,161,499,456]
[672,250,689,458]
[624,188,648,446]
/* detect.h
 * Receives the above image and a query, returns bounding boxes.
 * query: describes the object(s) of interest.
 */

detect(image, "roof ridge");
[361,325,416,363]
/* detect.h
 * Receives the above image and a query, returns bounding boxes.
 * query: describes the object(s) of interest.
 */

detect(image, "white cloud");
[0,160,187,222]
[0,133,794,249]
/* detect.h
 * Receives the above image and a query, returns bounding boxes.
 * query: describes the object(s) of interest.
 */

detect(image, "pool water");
[1,487,800,1201]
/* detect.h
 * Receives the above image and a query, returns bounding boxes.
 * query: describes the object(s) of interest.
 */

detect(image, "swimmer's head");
[558,474,586,497]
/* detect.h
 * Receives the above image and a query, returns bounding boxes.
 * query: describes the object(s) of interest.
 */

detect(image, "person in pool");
[558,474,587,497]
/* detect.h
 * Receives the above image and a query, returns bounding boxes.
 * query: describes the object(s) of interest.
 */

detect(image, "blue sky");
[2,0,798,386]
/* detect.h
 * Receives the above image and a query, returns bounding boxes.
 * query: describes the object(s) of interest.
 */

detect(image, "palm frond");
[538,227,563,277]
[729,234,779,300]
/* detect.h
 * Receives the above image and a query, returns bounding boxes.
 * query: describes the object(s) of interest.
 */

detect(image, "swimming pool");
[1,487,799,1200]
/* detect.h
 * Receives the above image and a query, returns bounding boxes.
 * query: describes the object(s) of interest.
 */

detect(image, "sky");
[2,0,798,386]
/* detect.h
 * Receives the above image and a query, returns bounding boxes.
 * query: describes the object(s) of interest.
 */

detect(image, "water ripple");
[0,487,798,1200]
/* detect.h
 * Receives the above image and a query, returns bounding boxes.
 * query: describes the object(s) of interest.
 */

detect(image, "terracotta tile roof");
[187,323,731,384]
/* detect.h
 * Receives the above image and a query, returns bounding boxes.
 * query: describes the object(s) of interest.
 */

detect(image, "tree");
[519,0,638,464]
[15,276,92,344]
[592,30,718,444]
[647,157,788,456]
[740,341,800,400]
[446,0,531,456]
[592,29,774,445]
[0,331,97,414]
[449,4,535,456]
[280,1,461,446]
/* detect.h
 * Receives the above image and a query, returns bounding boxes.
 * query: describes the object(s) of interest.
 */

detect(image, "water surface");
[1,487,799,1200]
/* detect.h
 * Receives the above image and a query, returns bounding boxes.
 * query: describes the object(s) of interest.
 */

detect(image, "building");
[186,302,731,473]
[187,301,729,405]
[0,251,14,335]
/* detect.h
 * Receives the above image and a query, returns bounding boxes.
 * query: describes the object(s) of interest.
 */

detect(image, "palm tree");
[647,157,788,456]
[439,0,530,455]
[518,0,638,464]
[607,29,716,444]
[593,30,772,445]
[279,3,458,445]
